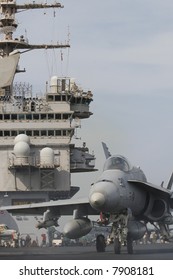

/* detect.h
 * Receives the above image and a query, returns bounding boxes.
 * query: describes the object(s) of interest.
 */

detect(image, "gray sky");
[14,0,173,198]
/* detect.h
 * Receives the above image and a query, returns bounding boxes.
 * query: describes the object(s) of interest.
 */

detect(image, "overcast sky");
[13,0,173,199]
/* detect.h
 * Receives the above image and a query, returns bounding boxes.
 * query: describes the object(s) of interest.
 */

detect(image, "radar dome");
[14,141,30,157]
[50,76,58,86]
[40,147,54,166]
[14,134,30,145]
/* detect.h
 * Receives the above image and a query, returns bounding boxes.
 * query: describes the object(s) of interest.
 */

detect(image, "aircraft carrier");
[0,0,97,209]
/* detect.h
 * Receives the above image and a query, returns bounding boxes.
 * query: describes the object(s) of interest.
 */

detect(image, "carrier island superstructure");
[0,0,96,206]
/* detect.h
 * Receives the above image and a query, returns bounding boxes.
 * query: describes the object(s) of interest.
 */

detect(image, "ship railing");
[8,156,59,169]
[8,155,36,167]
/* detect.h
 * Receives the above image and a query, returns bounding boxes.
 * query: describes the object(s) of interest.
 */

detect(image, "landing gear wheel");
[114,238,121,254]
[96,234,106,252]
[127,234,133,254]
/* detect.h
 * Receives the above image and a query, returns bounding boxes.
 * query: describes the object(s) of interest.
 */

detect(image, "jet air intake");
[144,196,168,222]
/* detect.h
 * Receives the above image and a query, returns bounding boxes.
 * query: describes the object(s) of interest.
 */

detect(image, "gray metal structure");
[2,142,173,254]
[0,1,97,206]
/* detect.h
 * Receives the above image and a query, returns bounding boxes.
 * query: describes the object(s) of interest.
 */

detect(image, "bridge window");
[11,114,17,120]
[33,114,39,120]
[41,114,47,120]
[41,130,47,136]
[55,114,61,120]
[26,114,32,120]
[48,130,54,136]
[19,114,25,120]
[48,114,54,119]
[27,131,32,136]
[11,130,17,136]
[33,130,39,136]
[55,130,61,136]
[4,131,10,136]
[4,114,10,120]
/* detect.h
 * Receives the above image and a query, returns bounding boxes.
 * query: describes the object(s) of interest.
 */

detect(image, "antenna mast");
[0,0,70,56]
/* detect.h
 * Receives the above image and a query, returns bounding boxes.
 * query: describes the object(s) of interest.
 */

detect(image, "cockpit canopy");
[103,155,132,172]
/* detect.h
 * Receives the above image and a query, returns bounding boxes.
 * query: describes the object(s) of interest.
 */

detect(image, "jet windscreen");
[103,156,131,172]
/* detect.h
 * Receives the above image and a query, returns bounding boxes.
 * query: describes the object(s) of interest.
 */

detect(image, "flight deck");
[0,243,173,260]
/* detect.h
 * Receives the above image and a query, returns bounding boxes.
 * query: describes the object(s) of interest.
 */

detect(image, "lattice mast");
[0,0,70,56]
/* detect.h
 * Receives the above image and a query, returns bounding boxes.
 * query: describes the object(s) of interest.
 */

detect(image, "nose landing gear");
[111,211,134,254]
[95,210,134,254]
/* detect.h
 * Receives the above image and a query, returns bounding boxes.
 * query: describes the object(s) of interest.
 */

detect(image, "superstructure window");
[11,131,17,137]
[33,114,39,120]
[48,114,54,119]
[19,131,25,134]
[33,130,39,136]
[48,130,54,136]
[41,114,47,120]
[27,131,32,136]
[62,95,66,101]
[55,130,61,136]
[4,114,10,120]
[55,95,61,101]
[55,114,61,120]
[41,130,47,136]
[19,114,25,120]
[47,95,54,101]
[4,131,10,136]
[11,114,17,120]
[26,114,32,120]
[63,114,70,120]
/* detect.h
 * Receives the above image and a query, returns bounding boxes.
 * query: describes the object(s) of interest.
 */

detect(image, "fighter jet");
[1,142,173,254]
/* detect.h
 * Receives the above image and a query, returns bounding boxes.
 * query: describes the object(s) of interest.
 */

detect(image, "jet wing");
[0,197,99,216]
[128,180,171,197]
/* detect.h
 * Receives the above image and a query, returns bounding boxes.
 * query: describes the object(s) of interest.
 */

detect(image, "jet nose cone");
[89,192,105,209]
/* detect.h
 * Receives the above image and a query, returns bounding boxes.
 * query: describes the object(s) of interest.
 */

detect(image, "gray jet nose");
[89,179,121,212]
[89,192,105,209]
